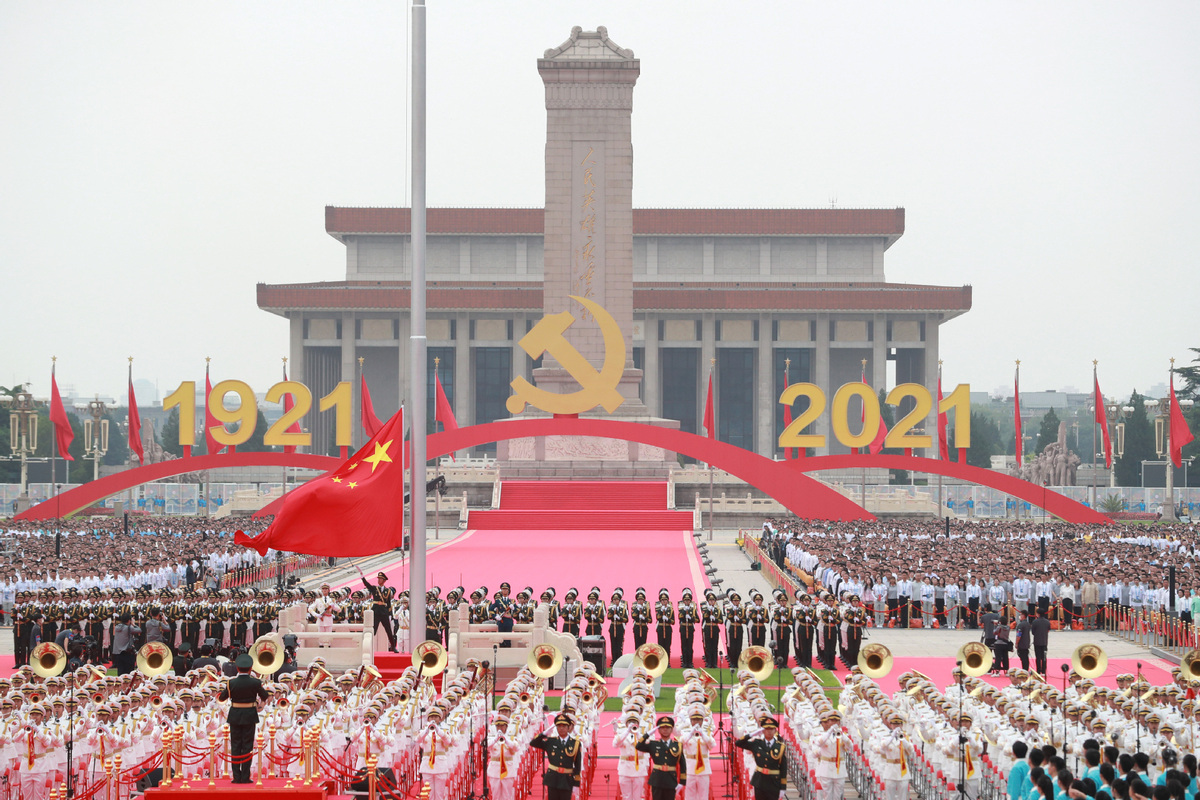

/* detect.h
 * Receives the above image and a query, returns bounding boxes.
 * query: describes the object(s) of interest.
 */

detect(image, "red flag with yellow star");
[235,408,406,556]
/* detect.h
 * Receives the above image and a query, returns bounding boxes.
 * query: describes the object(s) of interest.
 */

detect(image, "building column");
[455,313,470,426]
[756,313,773,457]
[814,314,831,455]
[340,312,357,450]
[924,316,940,458]
[511,314,527,383]
[397,313,411,409]
[872,314,887,391]
[643,314,660,417]
[288,314,305,385]
[700,314,716,435]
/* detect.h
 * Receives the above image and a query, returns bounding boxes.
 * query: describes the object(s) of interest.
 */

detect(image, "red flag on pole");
[204,362,222,456]
[782,360,793,460]
[360,374,384,442]
[1093,368,1113,469]
[937,366,949,461]
[282,362,302,455]
[435,371,457,462]
[861,364,888,455]
[128,362,144,466]
[235,409,407,557]
[1169,369,1195,469]
[1014,362,1023,464]
[703,371,715,439]
[49,364,74,461]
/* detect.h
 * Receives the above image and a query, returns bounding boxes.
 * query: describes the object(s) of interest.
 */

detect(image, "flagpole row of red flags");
[41,358,1195,469]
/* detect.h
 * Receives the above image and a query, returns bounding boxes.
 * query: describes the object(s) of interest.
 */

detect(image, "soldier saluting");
[531,713,582,800]
[735,715,788,800]
[636,714,687,800]
[355,566,398,652]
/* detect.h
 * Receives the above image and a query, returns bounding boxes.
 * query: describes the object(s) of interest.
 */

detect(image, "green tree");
[239,410,270,452]
[103,410,131,466]
[1175,348,1200,399]
[1115,391,1154,487]
[1035,408,1061,455]
[965,412,1003,468]
[160,407,184,458]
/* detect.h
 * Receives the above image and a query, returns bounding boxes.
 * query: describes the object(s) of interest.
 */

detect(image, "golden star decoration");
[362,440,394,473]
[347,481,358,489]
[331,476,342,484]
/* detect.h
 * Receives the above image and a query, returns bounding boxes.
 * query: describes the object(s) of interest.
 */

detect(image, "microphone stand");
[1135,661,1143,755]
[956,660,968,800]
[485,646,497,800]
[1060,663,1071,769]
[66,672,76,798]
[719,654,734,799]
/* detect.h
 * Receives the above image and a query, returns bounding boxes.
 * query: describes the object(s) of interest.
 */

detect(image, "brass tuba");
[30,642,67,678]
[136,642,174,677]
[249,633,286,676]
[956,641,993,677]
[1182,648,1200,682]
[1071,644,1107,680]
[857,643,893,679]
[738,645,775,681]
[304,664,333,691]
[414,640,448,677]
[634,643,669,678]
[527,643,564,679]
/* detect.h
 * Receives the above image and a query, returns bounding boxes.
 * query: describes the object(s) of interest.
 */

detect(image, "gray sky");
[2,1,1197,408]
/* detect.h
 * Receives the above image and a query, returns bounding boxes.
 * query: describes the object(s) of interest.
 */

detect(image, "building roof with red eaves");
[257,280,970,318]
[324,206,905,244]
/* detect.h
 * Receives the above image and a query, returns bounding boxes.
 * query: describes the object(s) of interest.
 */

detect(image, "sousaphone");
[1071,644,1107,680]
[414,640,448,676]
[1182,648,1200,682]
[956,641,993,677]
[857,643,894,679]
[30,642,67,678]
[136,642,174,677]
[738,645,775,681]
[249,633,286,676]
[527,643,564,679]
[634,643,669,678]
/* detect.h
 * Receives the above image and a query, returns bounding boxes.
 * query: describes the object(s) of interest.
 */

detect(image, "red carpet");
[468,481,694,531]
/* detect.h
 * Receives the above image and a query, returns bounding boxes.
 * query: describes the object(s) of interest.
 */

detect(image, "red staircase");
[469,481,693,531]
[372,651,443,689]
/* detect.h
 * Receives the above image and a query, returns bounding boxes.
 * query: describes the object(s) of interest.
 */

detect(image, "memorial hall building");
[256,28,971,460]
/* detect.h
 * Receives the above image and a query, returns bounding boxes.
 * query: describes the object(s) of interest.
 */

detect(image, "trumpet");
[150,695,166,709]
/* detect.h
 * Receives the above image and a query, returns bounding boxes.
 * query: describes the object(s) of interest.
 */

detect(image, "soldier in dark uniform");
[514,588,536,624]
[356,566,398,652]
[734,715,787,800]
[747,591,769,648]
[631,588,651,650]
[491,582,515,647]
[842,594,868,667]
[437,588,456,644]
[218,653,269,784]
[608,588,629,665]
[655,589,675,659]
[13,599,31,669]
[541,588,560,630]
[817,593,839,669]
[582,588,605,638]
[636,715,686,800]
[677,588,698,668]
[180,603,201,654]
[424,588,443,643]
[469,589,490,624]
[770,589,793,667]
[561,588,582,638]
[530,712,582,800]
[793,592,814,669]
[725,590,745,672]
[700,589,723,669]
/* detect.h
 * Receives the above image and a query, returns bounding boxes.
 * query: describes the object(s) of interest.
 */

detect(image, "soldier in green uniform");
[735,715,788,800]
[794,592,815,669]
[561,588,582,638]
[747,591,769,648]
[218,653,269,783]
[725,590,745,672]
[771,589,793,667]
[469,589,490,624]
[583,588,605,638]
[357,566,399,652]
[541,589,560,630]
[531,712,582,800]
[631,588,652,650]
[636,715,687,800]
[700,589,724,669]
[655,589,675,659]
[608,588,629,664]
[678,588,698,669]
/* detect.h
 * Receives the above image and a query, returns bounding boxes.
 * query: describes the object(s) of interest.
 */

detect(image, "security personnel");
[655,589,675,658]
[531,712,582,800]
[218,653,269,784]
[608,588,629,664]
[356,566,398,652]
[677,588,698,668]
[636,715,687,800]
[735,715,788,800]
[700,590,724,669]
[561,588,582,638]
[631,588,652,650]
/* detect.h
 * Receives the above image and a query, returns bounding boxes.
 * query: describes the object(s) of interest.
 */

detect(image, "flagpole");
[408,0,428,652]
[434,357,441,542]
[51,358,59,522]
[937,360,943,516]
[861,359,867,511]
[358,356,365,450]
[282,357,289,498]
[708,358,715,543]
[1165,358,1177,522]
[1092,360,1098,510]
[783,358,791,461]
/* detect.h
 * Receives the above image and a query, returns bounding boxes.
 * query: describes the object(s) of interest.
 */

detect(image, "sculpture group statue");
[1013,421,1080,486]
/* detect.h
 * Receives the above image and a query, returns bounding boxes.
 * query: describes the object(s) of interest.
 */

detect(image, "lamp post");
[1150,395,1194,522]
[79,396,109,483]
[3,386,38,513]
[1102,404,1134,488]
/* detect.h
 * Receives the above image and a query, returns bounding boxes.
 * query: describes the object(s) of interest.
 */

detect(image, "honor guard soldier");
[636,715,687,800]
[794,592,815,669]
[842,595,868,666]
[677,588,698,668]
[770,589,793,667]
[442,587,461,641]
[725,590,745,672]
[469,589,490,624]
[514,588,536,624]
[655,589,675,657]
[561,588,582,638]
[583,588,605,638]
[356,566,399,652]
[492,582,516,645]
[219,653,269,784]
[735,715,788,800]
[541,588,560,630]
[747,591,769,648]
[531,712,583,800]
[631,588,652,650]
[424,587,443,642]
[608,588,629,664]
[700,589,724,669]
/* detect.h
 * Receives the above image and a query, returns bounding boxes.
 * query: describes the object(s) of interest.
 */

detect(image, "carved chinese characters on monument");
[571,142,605,321]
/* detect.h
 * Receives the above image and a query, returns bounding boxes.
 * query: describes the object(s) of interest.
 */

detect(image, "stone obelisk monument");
[531,26,646,413]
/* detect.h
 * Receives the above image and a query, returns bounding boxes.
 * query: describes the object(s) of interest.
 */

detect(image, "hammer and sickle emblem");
[506,295,626,416]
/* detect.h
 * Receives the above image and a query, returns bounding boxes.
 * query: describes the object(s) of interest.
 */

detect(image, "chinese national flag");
[1169,372,1195,469]
[703,373,715,439]
[1094,371,1113,469]
[360,374,384,441]
[235,409,407,556]
[49,367,74,461]
[128,371,144,466]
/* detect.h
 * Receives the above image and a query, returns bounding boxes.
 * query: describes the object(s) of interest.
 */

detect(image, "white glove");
[779,793,787,800]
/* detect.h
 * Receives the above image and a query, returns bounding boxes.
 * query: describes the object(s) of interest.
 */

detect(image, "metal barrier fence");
[1104,604,1198,657]
[742,535,804,596]
[220,553,328,590]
